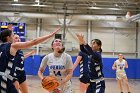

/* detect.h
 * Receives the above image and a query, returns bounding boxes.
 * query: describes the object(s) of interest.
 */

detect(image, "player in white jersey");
[112,54,131,93]
[38,39,73,93]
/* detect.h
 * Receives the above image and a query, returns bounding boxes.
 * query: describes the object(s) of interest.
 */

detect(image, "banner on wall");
[0,22,26,42]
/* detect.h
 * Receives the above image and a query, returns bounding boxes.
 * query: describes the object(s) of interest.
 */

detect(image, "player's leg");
[98,81,105,93]
[86,83,96,93]
[20,80,28,93]
[19,72,28,93]
[123,76,131,93]
[118,79,123,93]
[8,81,19,93]
[80,82,88,93]
[13,80,20,92]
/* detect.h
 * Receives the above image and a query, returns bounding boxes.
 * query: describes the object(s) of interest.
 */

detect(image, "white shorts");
[116,72,127,80]
[51,80,72,93]
[61,80,72,93]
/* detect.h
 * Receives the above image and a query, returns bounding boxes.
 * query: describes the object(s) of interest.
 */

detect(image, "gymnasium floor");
[26,76,140,93]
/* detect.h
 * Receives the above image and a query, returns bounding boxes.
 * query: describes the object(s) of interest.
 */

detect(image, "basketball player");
[13,34,35,93]
[72,51,89,93]
[0,28,60,93]
[112,54,131,93]
[76,33,105,93]
[38,39,73,93]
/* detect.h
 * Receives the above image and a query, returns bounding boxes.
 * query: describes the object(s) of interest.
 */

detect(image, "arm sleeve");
[65,54,73,69]
[78,51,83,57]
[80,44,90,55]
[80,44,101,58]
[40,55,48,69]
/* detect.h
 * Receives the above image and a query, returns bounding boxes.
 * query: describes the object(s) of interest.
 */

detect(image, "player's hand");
[59,77,66,87]
[112,67,116,70]
[49,27,61,37]
[30,50,36,55]
[76,33,85,44]
[53,88,62,93]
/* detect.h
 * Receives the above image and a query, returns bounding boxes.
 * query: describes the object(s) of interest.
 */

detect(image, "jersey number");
[53,71,61,76]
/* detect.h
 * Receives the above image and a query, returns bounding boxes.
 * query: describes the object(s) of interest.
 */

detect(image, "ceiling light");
[35,0,39,3]
[108,8,121,10]
[14,0,18,2]
[114,4,118,7]
[89,7,102,9]
[11,4,24,6]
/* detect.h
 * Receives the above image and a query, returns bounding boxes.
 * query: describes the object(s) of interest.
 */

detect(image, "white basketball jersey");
[48,53,70,81]
[116,59,126,73]
[40,52,73,93]
[41,52,73,83]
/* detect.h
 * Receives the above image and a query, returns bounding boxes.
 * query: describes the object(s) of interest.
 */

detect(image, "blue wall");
[24,55,140,79]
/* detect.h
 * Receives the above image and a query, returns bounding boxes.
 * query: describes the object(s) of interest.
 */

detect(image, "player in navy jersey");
[76,33,105,93]
[13,34,35,93]
[0,28,60,93]
[72,51,89,93]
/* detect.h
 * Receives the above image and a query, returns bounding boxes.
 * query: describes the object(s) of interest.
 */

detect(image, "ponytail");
[99,48,102,52]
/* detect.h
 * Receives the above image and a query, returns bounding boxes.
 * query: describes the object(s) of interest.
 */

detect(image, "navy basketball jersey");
[88,52,104,80]
[0,43,16,77]
[80,44,104,80]
[0,43,18,93]
[14,50,24,77]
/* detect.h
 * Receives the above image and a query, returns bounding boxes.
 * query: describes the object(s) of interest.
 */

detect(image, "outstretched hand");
[76,33,86,45]
[49,27,61,37]
[30,50,36,55]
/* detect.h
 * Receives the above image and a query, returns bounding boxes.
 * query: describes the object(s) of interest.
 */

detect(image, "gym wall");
[24,55,140,79]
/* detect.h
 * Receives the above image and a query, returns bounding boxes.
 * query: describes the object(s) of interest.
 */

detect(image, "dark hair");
[91,39,102,52]
[51,39,65,53]
[123,57,126,60]
[0,29,12,42]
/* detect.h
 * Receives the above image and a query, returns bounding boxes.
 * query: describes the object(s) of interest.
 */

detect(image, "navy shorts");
[86,80,105,93]
[13,71,26,84]
[79,74,90,84]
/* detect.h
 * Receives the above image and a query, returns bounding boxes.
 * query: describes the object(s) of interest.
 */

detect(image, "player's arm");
[38,55,48,80]
[61,55,73,86]
[76,33,91,55]
[80,44,91,55]
[112,61,117,70]
[61,69,73,86]
[125,61,128,68]
[72,55,82,72]
[24,50,36,59]
[10,27,61,56]
[76,33,99,56]
[38,67,45,80]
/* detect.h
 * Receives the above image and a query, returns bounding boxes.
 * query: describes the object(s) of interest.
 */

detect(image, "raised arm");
[10,27,61,56]
[76,33,100,57]
[24,50,36,59]
[80,44,91,55]
[72,55,82,72]
[76,33,91,55]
